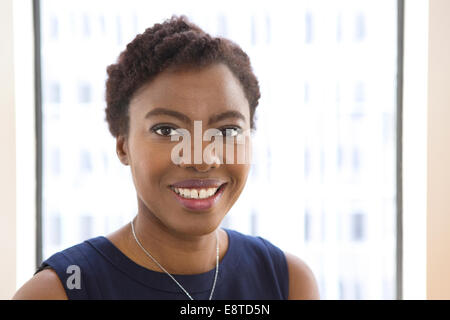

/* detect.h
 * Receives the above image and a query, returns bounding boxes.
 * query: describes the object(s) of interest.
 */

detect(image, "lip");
[169,182,227,211]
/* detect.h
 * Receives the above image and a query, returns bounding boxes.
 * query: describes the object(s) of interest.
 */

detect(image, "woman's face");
[117,63,252,236]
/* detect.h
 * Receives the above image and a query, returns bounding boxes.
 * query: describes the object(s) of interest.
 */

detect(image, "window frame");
[32,0,406,300]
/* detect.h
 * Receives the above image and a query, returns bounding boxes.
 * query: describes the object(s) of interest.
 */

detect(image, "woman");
[13,15,319,300]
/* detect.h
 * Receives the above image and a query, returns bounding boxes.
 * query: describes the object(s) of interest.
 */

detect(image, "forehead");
[129,63,250,121]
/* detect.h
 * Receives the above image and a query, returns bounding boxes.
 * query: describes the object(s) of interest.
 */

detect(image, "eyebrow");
[144,108,246,125]
[145,108,190,124]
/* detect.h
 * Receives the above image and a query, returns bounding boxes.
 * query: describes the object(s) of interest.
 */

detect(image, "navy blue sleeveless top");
[35,228,289,300]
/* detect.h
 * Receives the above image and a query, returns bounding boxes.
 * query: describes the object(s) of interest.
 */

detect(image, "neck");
[130,210,220,275]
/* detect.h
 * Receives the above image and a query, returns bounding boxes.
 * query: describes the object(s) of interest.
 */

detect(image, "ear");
[116,135,129,166]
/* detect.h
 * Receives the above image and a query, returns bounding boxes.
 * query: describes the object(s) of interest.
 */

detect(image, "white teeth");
[172,187,220,199]
[206,188,215,197]
[183,189,191,198]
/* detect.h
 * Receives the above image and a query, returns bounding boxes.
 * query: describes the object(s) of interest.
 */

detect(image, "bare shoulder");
[12,268,68,300]
[284,251,320,300]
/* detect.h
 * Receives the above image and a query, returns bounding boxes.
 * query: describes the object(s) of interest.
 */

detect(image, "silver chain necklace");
[130,218,219,300]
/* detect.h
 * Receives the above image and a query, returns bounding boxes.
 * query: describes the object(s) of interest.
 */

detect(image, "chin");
[169,213,225,237]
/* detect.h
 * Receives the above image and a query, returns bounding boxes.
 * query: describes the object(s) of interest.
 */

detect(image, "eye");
[151,125,180,137]
[218,127,242,137]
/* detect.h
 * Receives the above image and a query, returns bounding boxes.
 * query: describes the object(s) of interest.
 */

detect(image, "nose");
[178,138,222,172]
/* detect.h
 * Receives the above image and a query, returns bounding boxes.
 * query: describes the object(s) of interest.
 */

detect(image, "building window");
[99,15,106,34]
[352,147,360,172]
[51,147,60,176]
[354,280,363,299]
[50,15,59,40]
[336,82,341,104]
[217,13,227,37]
[47,82,61,104]
[304,209,311,242]
[304,147,310,178]
[320,148,325,181]
[80,150,92,173]
[337,145,343,170]
[304,82,310,103]
[82,13,90,37]
[305,11,313,43]
[78,82,92,103]
[351,212,365,241]
[339,279,345,299]
[336,13,342,43]
[355,81,365,103]
[265,14,271,44]
[250,209,258,236]
[355,13,366,42]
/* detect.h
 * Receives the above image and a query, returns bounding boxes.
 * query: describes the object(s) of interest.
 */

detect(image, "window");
[355,13,366,42]
[337,145,343,170]
[351,212,366,241]
[352,147,361,172]
[99,15,106,34]
[82,13,90,37]
[50,147,60,176]
[77,82,92,103]
[336,13,342,43]
[46,82,61,104]
[79,150,92,173]
[217,13,227,37]
[320,147,325,181]
[38,0,400,299]
[355,81,365,103]
[304,147,310,178]
[304,82,310,103]
[250,209,258,236]
[49,15,58,39]
[265,14,271,45]
[304,209,311,242]
[305,11,313,43]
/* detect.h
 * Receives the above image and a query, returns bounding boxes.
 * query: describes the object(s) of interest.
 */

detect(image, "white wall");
[0,0,17,300]
[427,0,450,300]
[0,0,36,299]
[14,0,37,293]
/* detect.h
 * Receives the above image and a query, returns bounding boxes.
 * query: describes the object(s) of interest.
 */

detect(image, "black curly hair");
[105,15,261,138]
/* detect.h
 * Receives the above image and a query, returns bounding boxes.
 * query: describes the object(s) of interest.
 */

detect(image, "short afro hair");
[105,15,261,138]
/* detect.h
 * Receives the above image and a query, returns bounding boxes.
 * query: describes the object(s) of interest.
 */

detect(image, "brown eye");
[151,125,179,137]
[219,127,241,137]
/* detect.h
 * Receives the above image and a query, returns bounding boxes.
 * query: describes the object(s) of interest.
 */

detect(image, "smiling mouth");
[169,183,227,211]
[169,184,225,199]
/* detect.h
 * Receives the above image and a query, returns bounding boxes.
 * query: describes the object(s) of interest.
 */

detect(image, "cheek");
[129,142,173,190]
[227,163,251,195]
